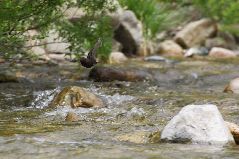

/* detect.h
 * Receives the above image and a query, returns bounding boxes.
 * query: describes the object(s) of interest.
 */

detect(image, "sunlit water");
[1,59,239,158]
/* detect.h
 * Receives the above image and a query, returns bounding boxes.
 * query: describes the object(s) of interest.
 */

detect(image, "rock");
[226,121,239,144]
[45,30,70,54]
[113,9,144,56]
[0,58,5,63]
[223,78,239,93]
[112,39,123,52]
[89,66,153,82]
[0,71,19,83]
[209,47,237,58]
[24,30,47,57]
[184,47,209,57]
[109,52,128,64]
[65,112,79,122]
[205,37,238,50]
[50,86,104,108]
[156,40,183,57]
[47,54,66,62]
[64,7,85,22]
[174,19,217,48]
[144,55,168,62]
[115,131,150,144]
[161,104,234,145]
[137,40,155,56]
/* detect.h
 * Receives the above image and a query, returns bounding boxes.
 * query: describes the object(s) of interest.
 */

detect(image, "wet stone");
[65,112,79,122]
[50,86,104,108]
[89,66,153,82]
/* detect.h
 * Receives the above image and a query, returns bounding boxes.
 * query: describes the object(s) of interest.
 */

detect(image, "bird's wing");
[87,38,102,60]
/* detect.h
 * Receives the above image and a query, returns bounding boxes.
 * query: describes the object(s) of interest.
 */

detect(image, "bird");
[80,38,102,68]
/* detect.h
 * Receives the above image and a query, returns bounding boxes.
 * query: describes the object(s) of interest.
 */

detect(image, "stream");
[1,57,239,159]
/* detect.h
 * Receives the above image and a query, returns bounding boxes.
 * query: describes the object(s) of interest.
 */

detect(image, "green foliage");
[0,0,67,58]
[119,0,185,39]
[191,0,239,35]
[0,0,114,60]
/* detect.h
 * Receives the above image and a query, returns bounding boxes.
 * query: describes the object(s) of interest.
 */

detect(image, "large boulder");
[209,47,237,58]
[112,9,144,56]
[89,66,153,82]
[174,19,217,48]
[50,86,104,108]
[161,104,235,145]
[156,40,183,57]
[224,78,239,93]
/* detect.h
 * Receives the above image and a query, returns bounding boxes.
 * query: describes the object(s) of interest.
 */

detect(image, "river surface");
[1,57,239,159]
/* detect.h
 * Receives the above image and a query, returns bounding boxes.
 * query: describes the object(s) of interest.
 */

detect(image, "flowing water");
[1,58,239,159]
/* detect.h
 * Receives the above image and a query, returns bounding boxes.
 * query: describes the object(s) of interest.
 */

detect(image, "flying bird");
[80,38,102,68]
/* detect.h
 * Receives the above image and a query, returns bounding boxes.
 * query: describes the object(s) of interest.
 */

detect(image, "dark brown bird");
[80,38,102,68]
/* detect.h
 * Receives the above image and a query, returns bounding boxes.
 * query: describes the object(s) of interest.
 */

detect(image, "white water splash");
[30,87,61,109]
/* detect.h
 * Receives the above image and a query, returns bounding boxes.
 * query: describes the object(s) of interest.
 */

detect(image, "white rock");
[109,52,128,64]
[161,104,234,145]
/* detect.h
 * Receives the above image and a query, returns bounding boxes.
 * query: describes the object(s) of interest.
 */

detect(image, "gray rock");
[161,104,235,145]
[174,19,217,48]
[184,47,209,57]
[112,9,144,56]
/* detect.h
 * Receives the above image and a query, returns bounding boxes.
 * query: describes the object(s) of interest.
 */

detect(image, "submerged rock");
[174,19,217,48]
[156,40,183,57]
[144,55,173,64]
[226,121,239,144]
[209,47,237,58]
[224,78,239,93]
[109,52,128,64]
[89,66,153,82]
[161,104,234,145]
[0,71,19,83]
[65,112,79,122]
[50,86,104,108]
[115,131,150,144]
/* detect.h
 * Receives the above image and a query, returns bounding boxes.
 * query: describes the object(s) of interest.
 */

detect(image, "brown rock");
[156,40,183,57]
[209,47,237,58]
[174,19,217,48]
[65,112,79,122]
[226,121,239,144]
[115,131,150,144]
[50,86,104,108]
[223,78,239,93]
[89,66,153,82]
[109,52,128,64]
